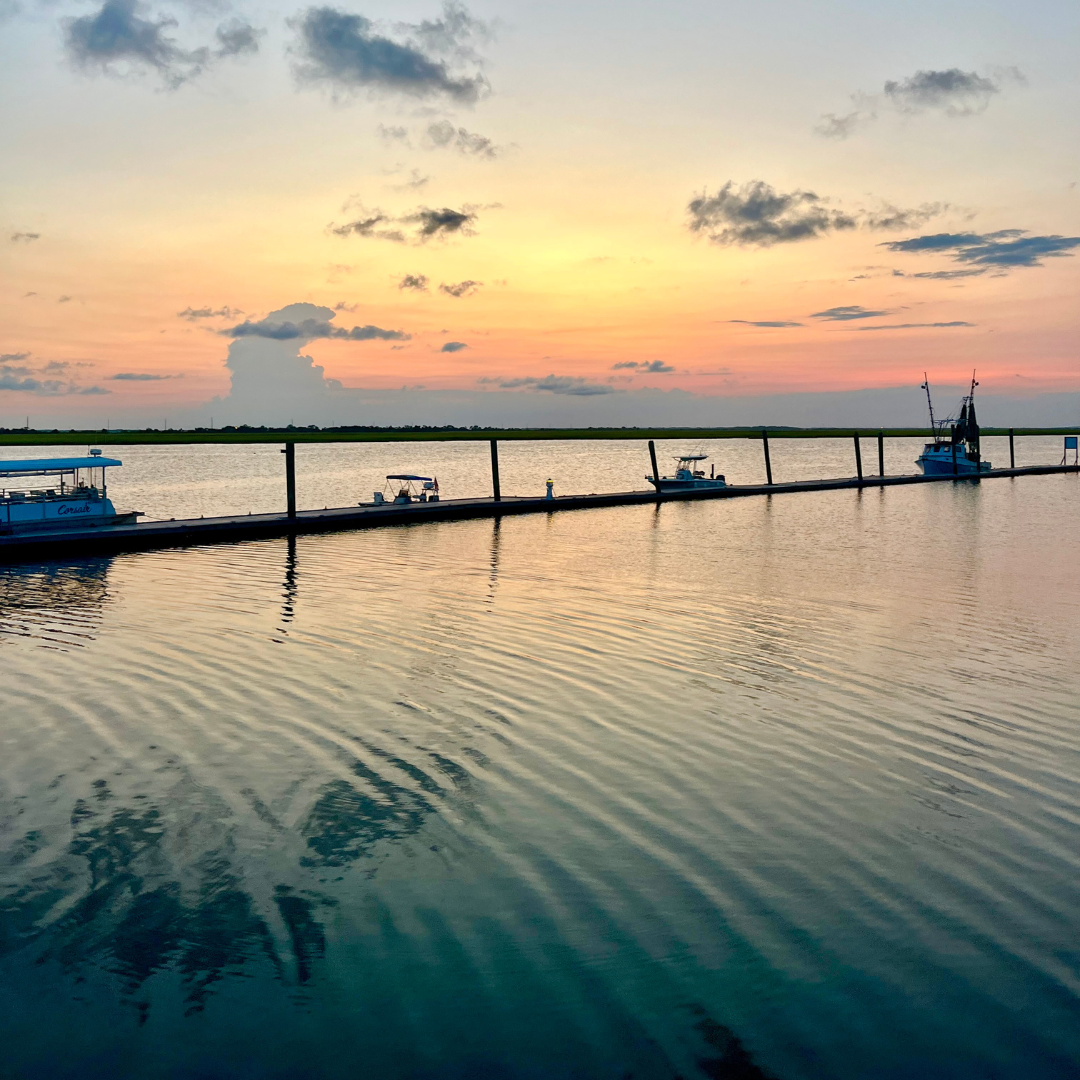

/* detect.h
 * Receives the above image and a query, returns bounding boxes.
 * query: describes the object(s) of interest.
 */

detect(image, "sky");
[1,0,1078,427]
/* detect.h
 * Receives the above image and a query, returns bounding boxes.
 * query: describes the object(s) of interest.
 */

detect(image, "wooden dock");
[0,463,1075,563]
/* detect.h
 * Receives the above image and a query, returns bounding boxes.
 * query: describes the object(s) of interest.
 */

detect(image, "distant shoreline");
[0,426,1075,446]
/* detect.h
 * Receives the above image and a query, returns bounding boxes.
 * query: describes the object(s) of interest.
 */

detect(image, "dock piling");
[877,432,885,477]
[854,433,863,483]
[762,431,773,485]
[282,442,296,520]
[490,439,501,501]
[647,440,661,493]
[1009,428,1015,469]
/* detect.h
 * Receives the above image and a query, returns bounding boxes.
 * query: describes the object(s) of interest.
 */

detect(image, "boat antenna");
[969,369,978,402]
[920,373,937,434]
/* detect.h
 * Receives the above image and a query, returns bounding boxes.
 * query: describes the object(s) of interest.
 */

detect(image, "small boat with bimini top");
[647,453,727,491]
[916,372,991,476]
[0,450,140,533]
[371,474,441,505]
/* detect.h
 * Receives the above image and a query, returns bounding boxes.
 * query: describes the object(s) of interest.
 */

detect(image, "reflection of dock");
[1,463,1076,562]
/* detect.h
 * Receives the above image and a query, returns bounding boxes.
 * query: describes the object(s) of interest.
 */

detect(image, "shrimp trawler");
[916,372,991,476]
[0,450,140,532]
[647,453,727,491]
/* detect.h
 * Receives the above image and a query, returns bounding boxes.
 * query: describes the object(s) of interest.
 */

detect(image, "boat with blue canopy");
[0,450,140,532]
[371,474,441,505]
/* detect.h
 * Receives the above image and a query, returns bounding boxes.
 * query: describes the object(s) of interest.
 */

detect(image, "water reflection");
[0,558,112,647]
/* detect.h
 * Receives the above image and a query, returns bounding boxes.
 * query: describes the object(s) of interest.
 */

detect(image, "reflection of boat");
[0,451,140,532]
[370,474,441,506]
[647,453,726,491]
[916,372,991,476]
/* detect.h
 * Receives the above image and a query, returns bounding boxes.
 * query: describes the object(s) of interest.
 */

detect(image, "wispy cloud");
[816,67,1024,139]
[330,203,481,244]
[178,305,243,320]
[222,317,410,341]
[846,321,974,331]
[610,360,674,372]
[64,0,261,89]
[440,341,468,352]
[479,374,619,396]
[290,3,490,103]
[881,230,1080,269]
[0,356,108,396]
[399,274,430,291]
[10,231,39,243]
[810,305,890,321]
[728,319,803,328]
[688,181,856,247]
[439,279,481,297]
[110,371,179,379]
[425,119,501,157]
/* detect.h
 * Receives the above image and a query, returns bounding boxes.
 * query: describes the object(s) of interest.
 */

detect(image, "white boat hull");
[0,495,135,531]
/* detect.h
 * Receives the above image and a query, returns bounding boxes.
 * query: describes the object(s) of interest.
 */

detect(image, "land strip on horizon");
[1,427,1076,446]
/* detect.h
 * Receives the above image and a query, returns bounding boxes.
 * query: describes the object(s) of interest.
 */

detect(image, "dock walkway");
[0,464,1075,562]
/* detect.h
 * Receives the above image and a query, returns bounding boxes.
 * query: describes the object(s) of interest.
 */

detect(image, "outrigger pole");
[921,373,936,435]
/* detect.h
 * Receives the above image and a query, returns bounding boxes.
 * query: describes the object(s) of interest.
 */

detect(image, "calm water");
[2,449,1079,1078]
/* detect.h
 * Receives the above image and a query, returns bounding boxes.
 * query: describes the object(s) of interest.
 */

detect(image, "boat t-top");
[371,474,440,505]
[916,372,991,476]
[647,453,726,491]
[0,449,140,532]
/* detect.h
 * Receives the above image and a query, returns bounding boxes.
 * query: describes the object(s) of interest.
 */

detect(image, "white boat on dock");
[0,450,140,533]
[647,453,726,492]
[371,474,441,506]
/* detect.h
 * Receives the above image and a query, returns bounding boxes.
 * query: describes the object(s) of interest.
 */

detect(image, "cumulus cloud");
[479,374,618,396]
[330,203,480,244]
[440,341,468,352]
[399,274,430,291]
[10,231,39,243]
[64,0,261,88]
[729,319,803,328]
[810,305,890,321]
[439,279,481,297]
[881,230,1080,269]
[816,67,1023,139]
[222,316,410,341]
[846,322,974,331]
[178,305,243,320]
[688,181,857,247]
[290,4,489,103]
[425,119,500,158]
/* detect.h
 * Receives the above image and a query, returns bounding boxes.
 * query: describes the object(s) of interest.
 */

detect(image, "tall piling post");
[283,442,296,520]
[854,433,863,483]
[489,438,501,502]
[877,431,885,477]
[1009,428,1015,469]
[951,425,958,475]
[647,440,662,494]
[762,431,773,486]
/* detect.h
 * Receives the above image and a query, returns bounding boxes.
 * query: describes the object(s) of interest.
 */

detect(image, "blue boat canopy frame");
[0,456,123,476]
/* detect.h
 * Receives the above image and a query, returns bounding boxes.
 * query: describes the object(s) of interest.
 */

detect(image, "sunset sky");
[1,0,1077,426]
